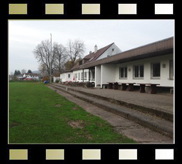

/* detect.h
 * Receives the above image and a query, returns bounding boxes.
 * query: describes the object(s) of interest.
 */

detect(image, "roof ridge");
[84,42,114,58]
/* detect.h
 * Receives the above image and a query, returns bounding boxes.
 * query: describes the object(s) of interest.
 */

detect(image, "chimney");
[89,51,92,54]
[94,45,98,53]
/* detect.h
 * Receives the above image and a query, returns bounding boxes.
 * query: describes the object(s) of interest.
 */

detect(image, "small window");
[119,67,127,78]
[74,73,77,78]
[133,65,144,78]
[151,63,160,78]
[92,71,95,79]
[78,73,80,80]
[84,72,87,79]
[68,74,70,78]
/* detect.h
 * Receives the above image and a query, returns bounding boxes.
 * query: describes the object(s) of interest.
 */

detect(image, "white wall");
[96,43,122,60]
[60,73,66,82]
[101,64,116,85]
[115,54,173,87]
[95,66,101,87]
[53,77,60,82]
[60,72,73,82]
[73,69,94,82]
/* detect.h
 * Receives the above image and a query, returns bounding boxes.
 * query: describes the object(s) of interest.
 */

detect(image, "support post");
[82,69,84,83]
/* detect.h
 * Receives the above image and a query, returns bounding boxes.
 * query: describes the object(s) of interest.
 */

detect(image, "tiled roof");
[80,37,173,69]
[71,63,79,70]
[71,43,114,70]
[85,43,114,63]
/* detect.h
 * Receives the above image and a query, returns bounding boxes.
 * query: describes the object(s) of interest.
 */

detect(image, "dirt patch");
[10,121,20,128]
[86,134,93,140]
[55,104,62,107]
[68,120,84,129]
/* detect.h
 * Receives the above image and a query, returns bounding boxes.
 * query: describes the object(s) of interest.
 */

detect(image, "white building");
[23,73,39,80]
[61,43,122,83]
[60,71,73,82]
[60,37,174,92]
[80,37,174,89]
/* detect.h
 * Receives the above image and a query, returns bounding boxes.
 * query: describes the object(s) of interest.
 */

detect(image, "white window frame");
[151,62,160,79]
[81,72,83,80]
[133,65,144,79]
[84,72,87,80]
[75,73,77,78]
[119,67,127,79]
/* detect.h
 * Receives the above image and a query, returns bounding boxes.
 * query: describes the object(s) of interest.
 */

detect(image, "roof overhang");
[80,37,173,69]
[109,48,173,64]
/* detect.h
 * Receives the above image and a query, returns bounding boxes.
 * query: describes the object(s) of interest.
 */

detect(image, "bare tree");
[33,39,56,78]
[53,43,67,73]
[38,63,48,77]
[66,39,85,69]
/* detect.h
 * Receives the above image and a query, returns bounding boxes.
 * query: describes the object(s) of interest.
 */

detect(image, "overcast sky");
[9,19,174,75]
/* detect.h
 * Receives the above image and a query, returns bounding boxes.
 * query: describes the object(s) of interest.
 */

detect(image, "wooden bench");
[107,82,119,90]
[137,83,160,94]
[121,83,135,91]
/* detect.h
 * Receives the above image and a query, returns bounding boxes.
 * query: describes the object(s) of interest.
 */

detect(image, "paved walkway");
[57,84,173,115]
[48,85,173,143]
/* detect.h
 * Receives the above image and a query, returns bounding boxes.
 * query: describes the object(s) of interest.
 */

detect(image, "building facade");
[60,37,174,89]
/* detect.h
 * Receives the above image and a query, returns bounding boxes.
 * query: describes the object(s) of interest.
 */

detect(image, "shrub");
[55,79,59,83]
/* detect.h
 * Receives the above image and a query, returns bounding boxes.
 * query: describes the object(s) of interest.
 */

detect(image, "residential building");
[23,73,39,80]
[60,43,122,82]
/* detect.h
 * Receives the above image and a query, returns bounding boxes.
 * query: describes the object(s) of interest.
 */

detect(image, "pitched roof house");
[23,73,39,80]
[60,43,122,82]
[60,37,174,89]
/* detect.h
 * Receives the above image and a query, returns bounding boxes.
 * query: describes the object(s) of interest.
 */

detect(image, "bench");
[107,82,119,90]
[137,83,160,94]
[121,83,135,91]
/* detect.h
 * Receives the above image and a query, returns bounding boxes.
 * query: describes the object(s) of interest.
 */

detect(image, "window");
[169,60,173,79]
[84,72,87,80]
[68,74,70,78]
[78,73,80,80]
[151,63,160,78]
[119,67,127,78]
[133,65,144,78]
[75,73,77,78]
[92,71,95,79]
[81,72,83,80]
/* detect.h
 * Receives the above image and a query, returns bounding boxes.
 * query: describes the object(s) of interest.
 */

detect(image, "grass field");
[9,82,136,143]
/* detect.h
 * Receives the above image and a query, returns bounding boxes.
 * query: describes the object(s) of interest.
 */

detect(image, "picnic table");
[121,83,135,91]
[137,83,160,94]
[107,82,119,90]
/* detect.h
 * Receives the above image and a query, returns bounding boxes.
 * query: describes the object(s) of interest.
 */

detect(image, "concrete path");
[47,85,173,144]
[59,85,173,114]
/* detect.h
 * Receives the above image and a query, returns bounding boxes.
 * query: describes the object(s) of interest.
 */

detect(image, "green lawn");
[9,82,136,143]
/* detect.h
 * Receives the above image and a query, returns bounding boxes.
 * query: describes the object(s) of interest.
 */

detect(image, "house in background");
[60,70,73,82]
[23,73,39,80]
